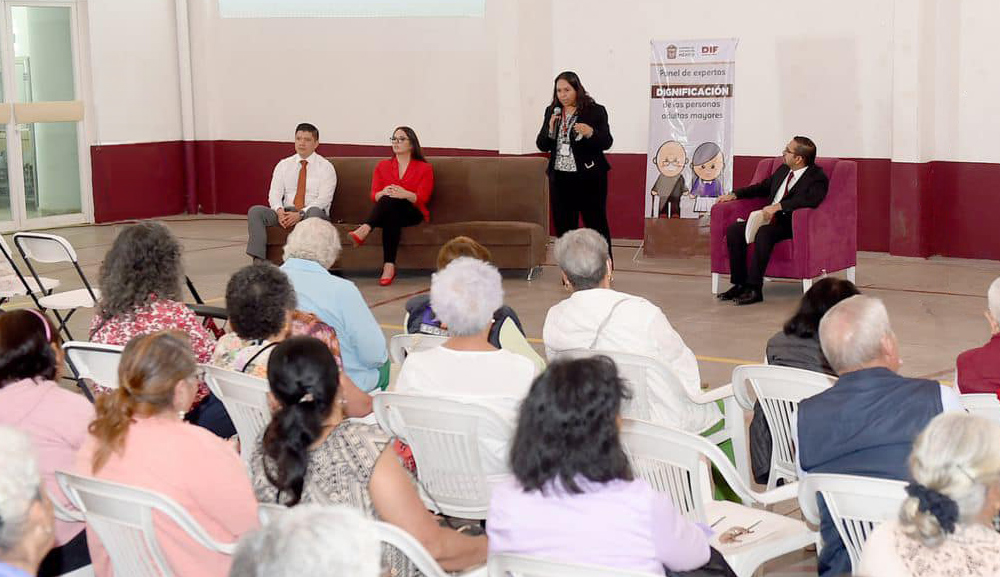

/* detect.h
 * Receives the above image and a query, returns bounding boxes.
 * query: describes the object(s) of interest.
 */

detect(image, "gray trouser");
[246,205,328,260]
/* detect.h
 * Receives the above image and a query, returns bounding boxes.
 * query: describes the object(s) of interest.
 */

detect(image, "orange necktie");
[293,160,307,210]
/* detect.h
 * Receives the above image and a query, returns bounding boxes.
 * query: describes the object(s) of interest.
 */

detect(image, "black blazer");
[734,163,829,213]
[536,102,613,174]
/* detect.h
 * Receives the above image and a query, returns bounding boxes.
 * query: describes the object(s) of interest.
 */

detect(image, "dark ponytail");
[262,336,340,506]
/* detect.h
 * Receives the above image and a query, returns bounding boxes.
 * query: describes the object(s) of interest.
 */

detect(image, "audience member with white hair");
[542,228,720,433]
[394,257,537,478]
[858,413,1000,576]
[955,276,1000,394]
[0,426,55,577]
[796,295,963,577]
[229,504,381,577]
[279,217,389,392]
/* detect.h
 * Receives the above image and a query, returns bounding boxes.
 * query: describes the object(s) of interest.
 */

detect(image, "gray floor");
[9,215,999,576]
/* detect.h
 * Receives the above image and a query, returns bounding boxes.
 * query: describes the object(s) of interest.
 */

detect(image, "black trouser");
[38,529,89,577]
[550,169,612,257]
[365,196,424,264]
[725,213,793,288]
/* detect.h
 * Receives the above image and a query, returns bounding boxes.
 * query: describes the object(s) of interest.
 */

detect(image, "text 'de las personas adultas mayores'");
[651,84,734,98]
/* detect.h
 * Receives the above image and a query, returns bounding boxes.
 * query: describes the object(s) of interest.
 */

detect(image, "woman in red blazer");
[349,126,434,286]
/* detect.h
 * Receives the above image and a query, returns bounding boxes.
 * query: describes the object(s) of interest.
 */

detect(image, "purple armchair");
[709,157,857,293]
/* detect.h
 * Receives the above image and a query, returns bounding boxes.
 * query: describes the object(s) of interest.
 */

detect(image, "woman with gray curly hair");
[858,412,1000,576]
[279,218,389,392]
[89,221,233,437]
[395,257,536,478]
[0,426,55,576]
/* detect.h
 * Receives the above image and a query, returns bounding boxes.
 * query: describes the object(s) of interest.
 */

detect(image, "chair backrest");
[488,553,660,577]
[619,419,756,524]
[959,393,1000,423]
[372,392,511,518]
[201,365,271,464]
[13,232,79,263]
[56,471,237,577]
[496,317,545,374]
[798,473,907,571]
[388,333,449,365]
[555,349,676,422]
[731,365,834,483]
[63,341,125,391]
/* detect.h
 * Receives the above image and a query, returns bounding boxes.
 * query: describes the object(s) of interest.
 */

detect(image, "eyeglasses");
[390,137,409,143]
[190,368,206,383]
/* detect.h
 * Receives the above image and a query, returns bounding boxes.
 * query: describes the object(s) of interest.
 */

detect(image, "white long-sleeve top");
[543,288,721,433]
[267,152,337,213]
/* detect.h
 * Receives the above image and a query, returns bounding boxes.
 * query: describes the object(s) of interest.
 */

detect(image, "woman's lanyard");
[559,111,578,141]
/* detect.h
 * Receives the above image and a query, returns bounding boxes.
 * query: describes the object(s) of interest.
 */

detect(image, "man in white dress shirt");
[246,122,338,261]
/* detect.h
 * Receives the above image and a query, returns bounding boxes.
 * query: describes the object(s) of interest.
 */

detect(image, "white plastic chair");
[388,332,449,365]
[376,521,486,577]
[372,392,512,519]
[798,473,908,573]
[620,419,814,577]
[960,393,1000,423]
[0,234,59,308]
[488,553,660,577]
[62,341,124,402]
[201,364,271,464]
[730,364,834,490]
[556,349,733,443]
[13,232,100,340]
[55,471,237,577]
[47,488,94,576]
[496,317,546,374]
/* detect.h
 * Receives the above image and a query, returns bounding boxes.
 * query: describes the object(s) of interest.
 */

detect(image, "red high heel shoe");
[348,230,366,246]
[378,268,397,286]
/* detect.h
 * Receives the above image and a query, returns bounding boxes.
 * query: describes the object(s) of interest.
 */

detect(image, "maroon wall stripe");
[88,140,1000,261]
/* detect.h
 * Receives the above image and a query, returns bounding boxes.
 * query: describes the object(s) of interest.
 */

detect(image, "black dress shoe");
[734,287,764,306]
[717,285,745,301]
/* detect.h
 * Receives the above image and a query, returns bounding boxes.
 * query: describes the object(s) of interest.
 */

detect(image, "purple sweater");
[487,477,711,574]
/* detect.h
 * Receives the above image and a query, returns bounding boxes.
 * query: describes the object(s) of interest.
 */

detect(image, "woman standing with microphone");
[536,71,613,258]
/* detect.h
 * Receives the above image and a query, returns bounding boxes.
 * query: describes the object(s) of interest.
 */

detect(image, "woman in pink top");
[488,356,720,575]
[76,331,258,577]
[0,309,93,577]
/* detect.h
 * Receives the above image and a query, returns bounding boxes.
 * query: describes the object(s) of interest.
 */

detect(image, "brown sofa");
[266,156,549,271]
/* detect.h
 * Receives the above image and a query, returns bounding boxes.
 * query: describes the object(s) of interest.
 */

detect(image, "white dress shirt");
[542,288,721,433]
[267,152,337,213]
[772,165,807,206]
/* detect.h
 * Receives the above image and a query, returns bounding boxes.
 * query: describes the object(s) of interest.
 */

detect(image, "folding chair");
[488,553,659,577]
[0,234,61,309]
[556,349,733,444]
[798,473,908,573]
[372,392,512,519]
[62,341,124,402]
[201,364,271,464]
[730,364,834,490]
[56,471,238,577]
[620,419,815,577]
[388,333,448,365]
[960,393,1000,423]
[13,232,100,340]
[184,275,228,338]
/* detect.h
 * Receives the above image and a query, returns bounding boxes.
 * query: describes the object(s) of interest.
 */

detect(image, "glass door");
[0,1,90,233]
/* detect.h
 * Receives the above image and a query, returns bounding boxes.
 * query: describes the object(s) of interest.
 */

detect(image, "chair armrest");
[751,480,799,505]
[710,198,768,230]
[693,383,734,404]
[185,303,228,320]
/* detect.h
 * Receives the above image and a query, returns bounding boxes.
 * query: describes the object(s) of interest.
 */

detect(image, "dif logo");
[701,45,719,55]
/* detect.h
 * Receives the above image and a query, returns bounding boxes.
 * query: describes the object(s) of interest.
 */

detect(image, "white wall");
[81,0,1000,162]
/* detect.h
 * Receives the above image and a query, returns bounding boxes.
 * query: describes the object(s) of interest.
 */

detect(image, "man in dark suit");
[716,136,828,305]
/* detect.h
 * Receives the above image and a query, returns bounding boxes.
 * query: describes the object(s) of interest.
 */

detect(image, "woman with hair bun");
[76,331,258,577]
[859,412,1000,576]
[249,336,486,577]
[0,309,92,577]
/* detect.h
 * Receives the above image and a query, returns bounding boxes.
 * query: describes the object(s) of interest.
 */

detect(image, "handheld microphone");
[553,106,562,116]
